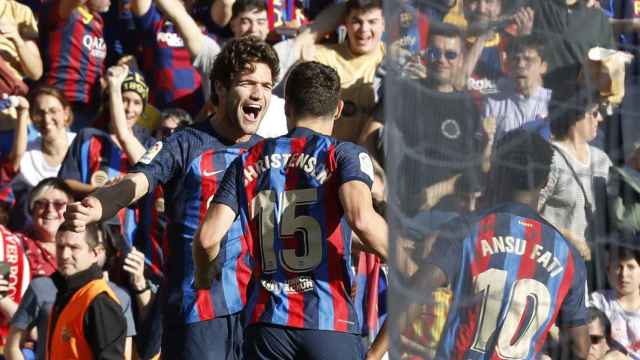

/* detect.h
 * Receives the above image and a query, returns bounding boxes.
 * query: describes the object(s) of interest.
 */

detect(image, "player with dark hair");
[64,36,279,359]
[367,130,590,360]
[194,61,388,360]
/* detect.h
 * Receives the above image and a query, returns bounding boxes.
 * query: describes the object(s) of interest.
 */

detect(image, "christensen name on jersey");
[243,153,330,185]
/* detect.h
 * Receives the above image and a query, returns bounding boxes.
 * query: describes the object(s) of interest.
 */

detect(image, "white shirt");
[14,131,76,187]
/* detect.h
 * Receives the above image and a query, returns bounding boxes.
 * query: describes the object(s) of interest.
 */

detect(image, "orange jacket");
[46,279,120,360]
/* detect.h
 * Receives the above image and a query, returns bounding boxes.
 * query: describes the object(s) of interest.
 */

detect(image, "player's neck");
[210,112,252,144]
[509,191,541,210]
[293,118,334,136]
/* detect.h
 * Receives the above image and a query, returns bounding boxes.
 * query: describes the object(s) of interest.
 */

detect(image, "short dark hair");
[608,244,640,266]
[489,129,553,199]
[427,22,464,46]
[160,108,193,127]
[231,0,267,20]
[58,222,104,250]
[587,307,611,337]
[284,61,341,119]
[346,0,382,15]
[506,34,546,62]
[210,36,279,105]
[549,88,603,140]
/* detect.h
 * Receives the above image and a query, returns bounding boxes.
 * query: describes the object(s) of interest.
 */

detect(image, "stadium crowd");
[0,0,637,358]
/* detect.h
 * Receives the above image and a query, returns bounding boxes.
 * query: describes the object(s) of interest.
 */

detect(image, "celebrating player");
[193,61,388,360]
[64,36,279,359]
[367,130,590,360]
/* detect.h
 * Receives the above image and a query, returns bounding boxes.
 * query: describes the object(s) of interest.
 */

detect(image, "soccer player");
[367,130,591,360]
[193,61,388,360]
[64,36,279,359]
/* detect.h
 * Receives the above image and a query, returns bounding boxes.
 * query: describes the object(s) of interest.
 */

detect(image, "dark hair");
[489,129,553,201]
[57,222,104,250]
[427,22,464,46]
[346,0,383,15]
[231,0,267,20]
[549,88,603,139]
[284,62,341,119]
[28,178,74,214]
[28,85,74,126]
[588,306,611,337]
[160,108,193,127]
[608,244,640,267]
[210,36,279,105]
[506,34,546,62]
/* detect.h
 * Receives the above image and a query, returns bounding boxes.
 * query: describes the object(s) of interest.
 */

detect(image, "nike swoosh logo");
[203,169,225,177]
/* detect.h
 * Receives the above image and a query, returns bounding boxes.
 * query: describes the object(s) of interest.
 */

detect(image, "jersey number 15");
[251,189,323,274]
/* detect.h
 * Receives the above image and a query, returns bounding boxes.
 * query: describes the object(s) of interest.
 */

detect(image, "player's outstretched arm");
[339,180,388,260]
[193,202,236,288]
[65,173,150,232]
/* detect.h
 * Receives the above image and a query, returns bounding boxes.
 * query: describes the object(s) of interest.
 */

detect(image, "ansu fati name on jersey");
[243,153,330,185]
[480,236,564,277]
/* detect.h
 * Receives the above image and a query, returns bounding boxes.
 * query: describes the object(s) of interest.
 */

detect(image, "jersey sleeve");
[129,136,181,195]
[58,131,85,181]
[335,142,374,189]
[557,254,589,328]
[212,156,241,214]
[133,2,162,35]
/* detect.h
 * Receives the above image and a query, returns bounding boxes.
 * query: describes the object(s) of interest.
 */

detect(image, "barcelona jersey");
[428,202,588,360]
[130,120,260,324]
[58,127,165,277]
[39,0,106,105]
[214,127,375,333]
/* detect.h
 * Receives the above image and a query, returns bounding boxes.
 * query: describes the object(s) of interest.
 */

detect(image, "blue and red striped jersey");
[130,120,260,324]
[57,127,165,273]
[214,127,376,333]
[466,32,511,95]
[39,0,106,105]
[134,4,203,115]
[429,202,588,360]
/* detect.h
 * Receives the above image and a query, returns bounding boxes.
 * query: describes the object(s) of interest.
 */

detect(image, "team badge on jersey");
[359,152,374,182]
[90,170,108,187]
[139,142,163,164]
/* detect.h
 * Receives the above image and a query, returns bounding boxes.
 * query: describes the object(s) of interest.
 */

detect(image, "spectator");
[462,0,534,94]
[585,306,629,360]
[538,89,611,267]
[5,87,75,190]
[483,35,551,142]
[58,65,162,264]
[390,24,485,218]
[6,222,138,360]
[530,0,615,94]
[130,0,204,116]
[312,0,385,142]
[38,0,110,130]
[154,107,192,140]
[44,224,127,359]
[0,0,43,81]
[20,178,72,277]
[590,245,640,358]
